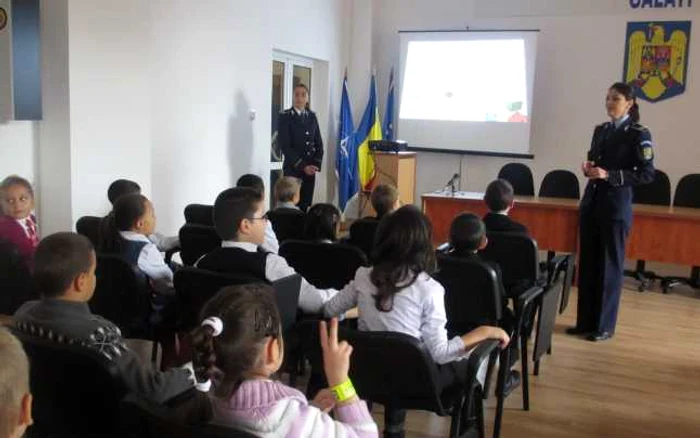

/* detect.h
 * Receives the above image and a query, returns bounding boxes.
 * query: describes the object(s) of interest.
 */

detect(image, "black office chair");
[624,169,671,292]
[173,267,261,330]
[435,254,543,438]
[183,204,214,226]
[267,208,306,243]
[480,232,543,298]
[13,328,126,438]
[76,215,103,247]
[660,174,700,292]
[533,271,564,376]
[538,170,580,200]
[279,240,368,289]
[92,254,152,339]
[348,217,381,258]
[434,256,502,337]
[498,163,535,196]
[0,239,36,315]
[120,394,258,438]
[299,320,500,438]
[178,224,221,266]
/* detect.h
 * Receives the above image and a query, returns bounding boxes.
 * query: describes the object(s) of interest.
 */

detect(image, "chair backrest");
[673,173,700,209]
[279,240,368,289]
[12,328,125,437]
[480,232,539,291]
[348,217,381,258]
[632,169,671,206]
[271,274,302,333]
[538,170,580,199]
[434,255,502,336]
[179,224,221,266]
[267,209,306,243]
[497,163,535,196]
[120,394,259,438]
[0,239,36,315]
[174,267,260,330]
[533,274,564,365]
[76,215,103,247]
[184,204,214,226]
[92,254,151,337]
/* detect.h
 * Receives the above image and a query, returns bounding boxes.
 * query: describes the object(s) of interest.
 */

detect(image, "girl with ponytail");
[190,283,378,437]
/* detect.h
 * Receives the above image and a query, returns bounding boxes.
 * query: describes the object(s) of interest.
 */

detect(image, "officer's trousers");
[576,208,630,334]
[298,174,315,212]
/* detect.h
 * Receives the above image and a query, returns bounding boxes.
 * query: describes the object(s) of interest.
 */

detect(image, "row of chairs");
[500,163,700,293]
[622,170,700,292]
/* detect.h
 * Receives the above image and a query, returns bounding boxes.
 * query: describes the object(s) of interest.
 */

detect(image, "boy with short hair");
[0,328,32,438]
[447,213,521,395]
[13,232,193,404]
[483,179,529,234]
[197,187,336,313]
[103,179,179,252]
[236,174,280,254]
[369,184,400,219]
[273,176,301,210]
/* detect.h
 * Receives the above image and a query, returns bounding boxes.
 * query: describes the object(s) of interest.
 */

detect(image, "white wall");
[37,0,72,235]
[0,121,36,183]
[67,0,153,220]
[372,0,700,201]
[150,0,350,234]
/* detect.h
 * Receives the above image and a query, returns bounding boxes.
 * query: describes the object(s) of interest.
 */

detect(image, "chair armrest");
[514,285,544,332]
[545,253,573,285]
[165,246,181,265]
[435,242,451,254]
[467,339,500,379]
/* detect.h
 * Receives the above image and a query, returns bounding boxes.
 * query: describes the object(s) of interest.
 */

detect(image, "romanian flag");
[355,74,382,192]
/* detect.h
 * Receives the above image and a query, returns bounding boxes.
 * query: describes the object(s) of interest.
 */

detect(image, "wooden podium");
[358,151,417,216]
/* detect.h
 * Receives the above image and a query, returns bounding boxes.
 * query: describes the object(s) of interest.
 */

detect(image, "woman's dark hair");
[99,193,149,253]
[191,283,282,401]
[610,82,640,123]
[370,205,435,312]
[304,203,340,242]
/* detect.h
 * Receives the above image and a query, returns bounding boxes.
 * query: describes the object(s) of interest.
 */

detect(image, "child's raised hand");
[319,318,353,387]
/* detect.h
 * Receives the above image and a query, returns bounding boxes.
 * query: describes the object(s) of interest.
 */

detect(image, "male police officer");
[277,84,324,212]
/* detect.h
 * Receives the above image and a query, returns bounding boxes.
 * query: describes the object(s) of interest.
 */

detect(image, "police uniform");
[576,116,655,338]
[13,298,194,403]
[277,107,324,211]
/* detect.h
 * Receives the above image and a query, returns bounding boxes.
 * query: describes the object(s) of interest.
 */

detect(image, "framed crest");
[623,21,692,103]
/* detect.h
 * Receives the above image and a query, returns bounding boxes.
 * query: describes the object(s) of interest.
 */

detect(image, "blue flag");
[336,73,356,210]
[383,67,395,141]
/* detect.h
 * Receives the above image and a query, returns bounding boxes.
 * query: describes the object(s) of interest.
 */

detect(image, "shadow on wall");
[227,90,254,187]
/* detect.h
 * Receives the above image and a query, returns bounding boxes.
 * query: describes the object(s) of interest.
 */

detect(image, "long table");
[422,191,700,266]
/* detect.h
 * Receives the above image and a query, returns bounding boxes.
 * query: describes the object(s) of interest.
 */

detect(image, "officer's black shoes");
[587,332,614,342]
[565,327,590,336]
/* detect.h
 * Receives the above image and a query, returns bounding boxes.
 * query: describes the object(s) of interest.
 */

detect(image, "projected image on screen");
[400,39,529,123]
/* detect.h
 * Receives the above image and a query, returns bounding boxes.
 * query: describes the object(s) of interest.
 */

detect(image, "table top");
[422,190,700,220]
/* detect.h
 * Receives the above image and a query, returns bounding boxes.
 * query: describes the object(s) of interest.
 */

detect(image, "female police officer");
[567,82,655,342]
[277,84,324,212]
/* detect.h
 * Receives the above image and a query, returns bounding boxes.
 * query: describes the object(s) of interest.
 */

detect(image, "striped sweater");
[212,379,378,438]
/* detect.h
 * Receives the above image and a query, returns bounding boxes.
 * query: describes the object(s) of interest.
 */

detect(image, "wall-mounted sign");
[630,0,693,8]
[623,21,691,102]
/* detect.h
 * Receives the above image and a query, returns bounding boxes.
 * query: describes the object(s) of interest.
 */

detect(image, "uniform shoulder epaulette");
[282,108,293,115]
[630,123,650,132]
[596,121,610,129]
